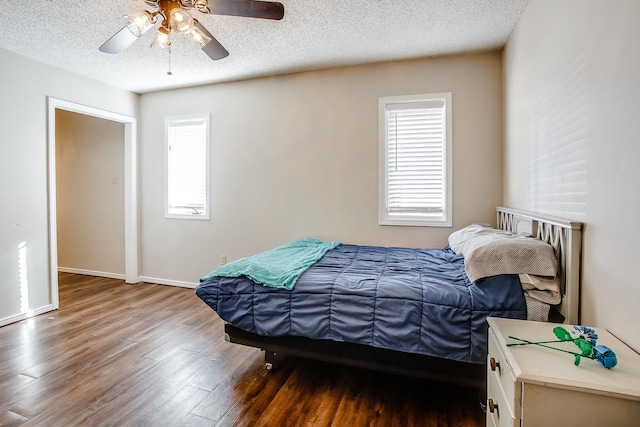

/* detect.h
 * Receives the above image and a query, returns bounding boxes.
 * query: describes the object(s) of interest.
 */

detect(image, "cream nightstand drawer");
[487,328,518,426]
[486,363,517,427]
[488,329,517,410]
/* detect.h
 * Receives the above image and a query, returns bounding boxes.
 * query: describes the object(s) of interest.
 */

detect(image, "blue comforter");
[195,243,527,364]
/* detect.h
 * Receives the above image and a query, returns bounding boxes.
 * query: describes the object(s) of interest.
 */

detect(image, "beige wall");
[504,0,640,351]
[56,110,125,276]
[0,47,137,325]
[139,52,504,284]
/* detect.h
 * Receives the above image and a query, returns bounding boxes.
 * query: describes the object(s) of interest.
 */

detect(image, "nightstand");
[486,317,640,427]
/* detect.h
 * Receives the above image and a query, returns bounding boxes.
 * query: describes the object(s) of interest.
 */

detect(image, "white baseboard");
[58,267,125,280]
[138,276,198,289]
[57,268,197,289]
[0,304,56,328]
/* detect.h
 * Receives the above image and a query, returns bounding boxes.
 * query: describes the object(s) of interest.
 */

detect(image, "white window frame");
[379,93,452,227]
[164,113,210,220]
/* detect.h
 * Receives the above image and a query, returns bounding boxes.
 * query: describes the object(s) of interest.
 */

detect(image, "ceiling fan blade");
[208,0,284,20]
[99,25,139,54]
[194,21,230,60]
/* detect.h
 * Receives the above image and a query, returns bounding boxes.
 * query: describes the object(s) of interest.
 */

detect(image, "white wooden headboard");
[496,206,583,324]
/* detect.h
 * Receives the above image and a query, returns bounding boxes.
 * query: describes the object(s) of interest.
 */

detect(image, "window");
[379,93,452,227]
[165,114,210,220]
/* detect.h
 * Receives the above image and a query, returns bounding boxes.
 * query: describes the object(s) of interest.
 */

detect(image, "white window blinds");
[165,114,210,219]
[379,93,452,226]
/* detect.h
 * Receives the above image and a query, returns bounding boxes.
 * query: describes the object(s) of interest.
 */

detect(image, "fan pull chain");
[167,51,173,76]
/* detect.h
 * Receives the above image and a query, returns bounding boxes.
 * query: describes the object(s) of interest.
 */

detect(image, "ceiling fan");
[99,0,284,61]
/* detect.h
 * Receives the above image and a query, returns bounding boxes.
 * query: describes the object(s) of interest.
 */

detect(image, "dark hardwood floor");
[0,273,485,426]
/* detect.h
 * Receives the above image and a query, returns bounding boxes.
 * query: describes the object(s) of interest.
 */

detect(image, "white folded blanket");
[519,273,561,304]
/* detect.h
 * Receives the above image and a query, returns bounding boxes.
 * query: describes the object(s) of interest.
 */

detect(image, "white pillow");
[448,224,514,255]
[519,274,561,305]
[448,224,557,282]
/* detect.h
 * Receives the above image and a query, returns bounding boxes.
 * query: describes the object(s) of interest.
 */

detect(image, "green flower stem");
[507,336,595,359]
[506,338,575,346]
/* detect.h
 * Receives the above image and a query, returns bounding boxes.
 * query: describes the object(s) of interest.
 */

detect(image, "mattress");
[196,244,527,365]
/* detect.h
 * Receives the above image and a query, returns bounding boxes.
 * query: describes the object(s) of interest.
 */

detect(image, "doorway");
[47,98,138,310]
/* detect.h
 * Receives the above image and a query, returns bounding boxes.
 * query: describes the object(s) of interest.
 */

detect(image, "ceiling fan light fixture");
[151,27,171,52]
[125,11,155,37]
[188,26,212,48]
[169,8,195,32]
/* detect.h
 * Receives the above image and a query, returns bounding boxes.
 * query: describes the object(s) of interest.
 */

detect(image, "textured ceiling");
[0,0,530,94]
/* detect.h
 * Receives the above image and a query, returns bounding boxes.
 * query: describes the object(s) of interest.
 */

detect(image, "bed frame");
[224,207,583,388]
[496,207,583,324]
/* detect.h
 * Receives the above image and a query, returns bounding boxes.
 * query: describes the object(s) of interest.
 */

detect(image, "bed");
[195,207,583,388]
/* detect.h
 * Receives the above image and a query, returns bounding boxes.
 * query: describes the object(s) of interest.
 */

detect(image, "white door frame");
[47,97,139,309]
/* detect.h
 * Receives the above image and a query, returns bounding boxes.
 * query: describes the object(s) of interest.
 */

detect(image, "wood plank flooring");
[0,273,485,426]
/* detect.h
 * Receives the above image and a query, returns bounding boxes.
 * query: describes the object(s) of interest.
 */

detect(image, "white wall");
[139,53,505,285]
[56,110,125,277]
[0,48,137,326]
[504,0,640,351]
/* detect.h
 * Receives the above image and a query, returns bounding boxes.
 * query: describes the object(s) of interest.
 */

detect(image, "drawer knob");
[490,357,500,372]
[488,398,498,414]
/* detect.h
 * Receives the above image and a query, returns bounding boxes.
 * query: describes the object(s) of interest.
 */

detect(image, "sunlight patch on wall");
[530,17,588,218]
[18,241,32,316]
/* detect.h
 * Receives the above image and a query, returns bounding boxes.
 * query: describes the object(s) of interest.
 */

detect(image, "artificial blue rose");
[594,344,617,369]
[572,325,598,346]
[509,325,618,370]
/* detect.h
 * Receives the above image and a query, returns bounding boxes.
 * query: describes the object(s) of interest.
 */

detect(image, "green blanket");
[200,238,342,290]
